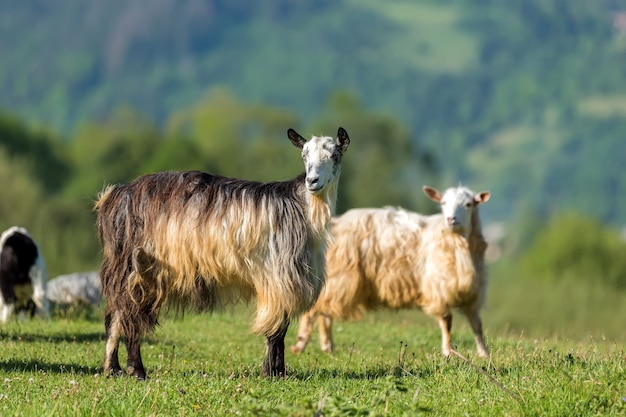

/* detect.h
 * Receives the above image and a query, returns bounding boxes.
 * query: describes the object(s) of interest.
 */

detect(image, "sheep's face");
[288,128,350,195]
[423,185,491,235]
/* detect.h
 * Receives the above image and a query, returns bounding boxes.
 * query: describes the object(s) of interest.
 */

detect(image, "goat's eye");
[465,202,472,208]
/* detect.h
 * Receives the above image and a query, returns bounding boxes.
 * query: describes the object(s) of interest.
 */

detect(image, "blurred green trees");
[311,91,436,212]
[0,148,46,229]
[0,90,433,277]
[65,107,162,199]
[1,0,626,227]
[4,94,625,294]
[165,88,301,181]
[519,213,626,288]
[0,112,70,193]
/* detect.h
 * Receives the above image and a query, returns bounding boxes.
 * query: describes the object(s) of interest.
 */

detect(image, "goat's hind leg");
[290,311,316,354]
[318,314,334,354]
[104,308,148,379]
[125,322,147,380]
[103,310,123,376]
[123,247,156,379]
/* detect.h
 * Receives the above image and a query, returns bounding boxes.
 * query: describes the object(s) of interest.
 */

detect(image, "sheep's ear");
[474,191,491,205]
[423,185,442,203]
[337,127,350,154]
[288,128,307,149]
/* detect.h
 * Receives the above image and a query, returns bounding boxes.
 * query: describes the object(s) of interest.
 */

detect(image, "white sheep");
[47,272,101,306]
[291,185,491,358]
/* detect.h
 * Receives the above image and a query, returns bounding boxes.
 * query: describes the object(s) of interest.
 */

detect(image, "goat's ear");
[423,185,442,203]
[287,128,307,149]
[336,127,350,154]
[474,191,491,205]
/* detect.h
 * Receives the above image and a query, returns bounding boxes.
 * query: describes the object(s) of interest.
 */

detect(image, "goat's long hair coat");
[96,170,330,337]
[317,206,488,320]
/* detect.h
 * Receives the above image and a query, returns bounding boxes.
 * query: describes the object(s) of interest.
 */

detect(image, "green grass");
[0,293,625,417]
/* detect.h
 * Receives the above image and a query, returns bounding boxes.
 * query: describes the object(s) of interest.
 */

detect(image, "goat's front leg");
[262,319,290,377]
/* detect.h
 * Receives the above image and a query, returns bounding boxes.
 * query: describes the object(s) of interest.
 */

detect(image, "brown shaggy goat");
[291,185,490,358]
[95,127,350,379]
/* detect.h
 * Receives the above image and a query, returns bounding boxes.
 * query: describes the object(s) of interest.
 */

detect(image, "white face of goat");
[423,185,491,234]
[288,127,350,195]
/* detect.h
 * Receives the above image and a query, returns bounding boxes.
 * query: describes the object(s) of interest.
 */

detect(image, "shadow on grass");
[0,331,160,345]
[0,331,104,344]
[0,359,98,375]
[289,364,435,381]
[187,362,436,381]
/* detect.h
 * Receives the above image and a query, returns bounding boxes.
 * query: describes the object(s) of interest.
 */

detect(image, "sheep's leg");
[318,314,334,354]
[0,281,17,323]
[437,313,453,357]
[103,310,123,376]
[0,303,15,324]
[291,311,316,354]
[25,299,37,318]
[262,318,290,377]
[464,308,489,358]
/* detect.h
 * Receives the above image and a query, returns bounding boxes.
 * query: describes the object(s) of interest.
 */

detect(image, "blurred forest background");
[1,0,625,340]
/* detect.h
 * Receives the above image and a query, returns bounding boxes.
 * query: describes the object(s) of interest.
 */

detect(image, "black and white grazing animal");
[0,226,49,323]
[95,127,350,379]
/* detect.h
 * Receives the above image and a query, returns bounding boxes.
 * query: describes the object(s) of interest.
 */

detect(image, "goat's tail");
[127,247,167,315]
[94,185,116,212]
[94,184,118,250]
[95,183,165,336]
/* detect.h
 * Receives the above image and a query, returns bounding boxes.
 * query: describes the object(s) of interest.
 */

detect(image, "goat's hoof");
[127,366,147,380]
[262,367,286,378]
[104,367,124,378]
[290,345,302,354]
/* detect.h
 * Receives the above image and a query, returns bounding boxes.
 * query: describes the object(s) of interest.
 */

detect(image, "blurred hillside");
[1,0,625,227]
[1,0,626,278]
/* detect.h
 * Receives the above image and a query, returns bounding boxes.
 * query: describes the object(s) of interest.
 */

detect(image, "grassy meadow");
[0,271,625,416]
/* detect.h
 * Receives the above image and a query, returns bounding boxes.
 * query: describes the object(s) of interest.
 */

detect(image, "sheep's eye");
[465,202,472,208]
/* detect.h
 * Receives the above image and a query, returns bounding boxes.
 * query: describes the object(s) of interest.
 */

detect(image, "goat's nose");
[446,217,455,225]
[307,176,319,187]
